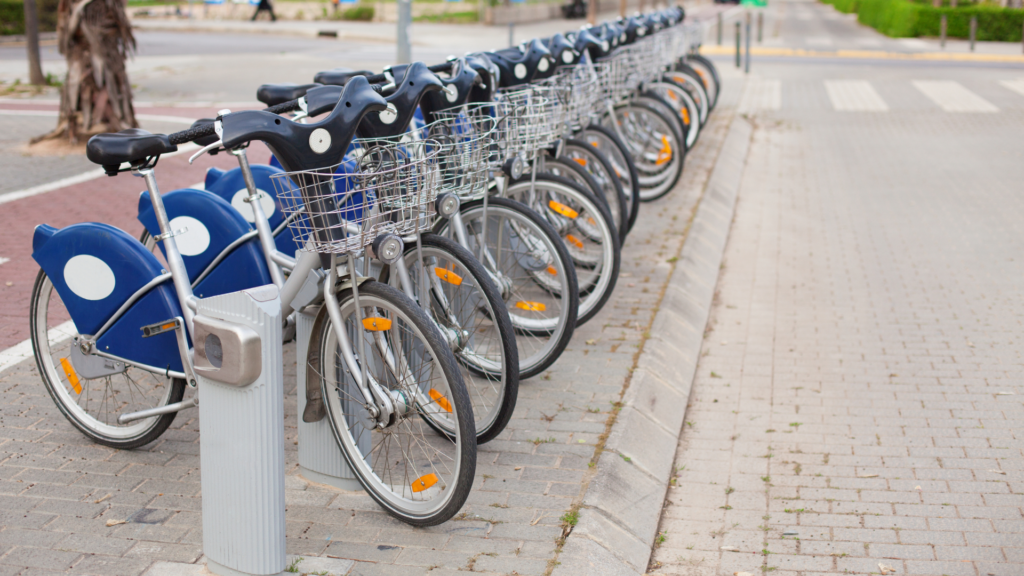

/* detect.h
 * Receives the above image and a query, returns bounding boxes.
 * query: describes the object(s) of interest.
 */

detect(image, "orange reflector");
[680,107,690,125]
[566,234,584,249]
[429,389,452,412]
[362,317,392,331]
[546,266,558,275]
[60,357,82,394]
[655,136,673,166]
[434,267,463,286]
[412,473,439,493]
[572,157,587,167]
[590,141,599,147]
[516,301,546,312]
[587,217,597,227]
[548,200,578,219]
[161,322,176,331]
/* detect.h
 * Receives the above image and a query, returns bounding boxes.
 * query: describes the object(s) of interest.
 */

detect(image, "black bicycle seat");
[257,83,320,107]
[357,62,443,139]
[542,33,580,71]
[313,68,374,86]
[87,129,177,174]
[485,39,555,88]
[219,76,387,173]
[465,53,499,103]
[643,12,665,33]
[618,16,648,45]
[188,118,220,147]
[419,58,479,124]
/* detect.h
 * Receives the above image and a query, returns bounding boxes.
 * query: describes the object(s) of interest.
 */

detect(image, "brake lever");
[189,140,224,164]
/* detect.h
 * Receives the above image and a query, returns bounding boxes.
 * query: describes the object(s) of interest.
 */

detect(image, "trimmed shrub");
[0,0,60,36]
[342,5,374,20]
[819,0,1024,41]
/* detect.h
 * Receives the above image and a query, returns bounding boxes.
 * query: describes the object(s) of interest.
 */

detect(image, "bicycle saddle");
[256,83,320,107]
[220,76,387,173]
[356,62,444,139]
[313,68,374,86]
[643,12,666,33]
[87,129,177,175]
[418,58,480,124]
[485,39,555,88]
[618,16,648,45]
[465,53,499,103]
[302,84,345,117]
[542,33,579,71]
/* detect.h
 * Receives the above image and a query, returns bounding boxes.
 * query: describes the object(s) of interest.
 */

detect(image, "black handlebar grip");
[264,99,300,115]
[168,122,218,146]
[428,62,454,73]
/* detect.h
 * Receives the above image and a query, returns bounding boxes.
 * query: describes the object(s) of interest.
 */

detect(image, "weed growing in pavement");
[532,437,556,445]
[285,558,302,573]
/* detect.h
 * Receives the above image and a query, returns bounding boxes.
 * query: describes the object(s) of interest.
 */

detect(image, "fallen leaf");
[734,572,755,576]
[966,340,975,347]
[514,466,522,471]
[878,562,895,574]
[914,486,922,491]
[105,519,126,527]
[720,546,739,552]
[857,474,878,478]
[996,391,1015,396]
[4,282,11,287]
[989,469,1006,475]
[585,339,596,345]
[94,493,112,504]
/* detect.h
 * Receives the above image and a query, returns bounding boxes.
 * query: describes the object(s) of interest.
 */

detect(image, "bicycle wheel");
[318,280,475,526]
[561,139,630,244]
[435,197,578,380]
[379,233,518,444]
[664,66,710,126]
[537,156,612,216]
[29,270,186,449]
[638,90,694,151]
[683,55,720,110]
[505,174,620,326]
[579,124,641,235]
[606,100,686,202]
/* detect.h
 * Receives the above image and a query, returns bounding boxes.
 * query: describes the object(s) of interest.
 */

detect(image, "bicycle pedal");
[141,318,181,338]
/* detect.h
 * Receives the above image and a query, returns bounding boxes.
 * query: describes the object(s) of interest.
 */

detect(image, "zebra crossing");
[737,77,1024,113]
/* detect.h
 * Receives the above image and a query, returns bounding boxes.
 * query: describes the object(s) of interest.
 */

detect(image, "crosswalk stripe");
[738,78,781,114]
[825,80,889,112]
[912,80,999,113]
[999,79,1024,98]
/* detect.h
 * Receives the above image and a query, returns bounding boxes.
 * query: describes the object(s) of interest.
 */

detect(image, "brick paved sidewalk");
[0,73,740,576]
[649,66,1024,576]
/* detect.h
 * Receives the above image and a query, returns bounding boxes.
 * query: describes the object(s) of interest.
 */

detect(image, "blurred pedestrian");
[252,0,277,21]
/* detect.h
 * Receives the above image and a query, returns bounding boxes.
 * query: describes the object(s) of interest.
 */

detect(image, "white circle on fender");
[514,63,527,79]
[309,128,331,154]
[169,216,210,257]
[230,189,276,223]
[64,255,115,301]
[445,86,458,103]
[562,51,574,64]
[603,40,610,51]
[538,58,550,73]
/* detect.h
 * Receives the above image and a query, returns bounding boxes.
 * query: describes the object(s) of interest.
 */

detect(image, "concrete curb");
[552,115,753,575]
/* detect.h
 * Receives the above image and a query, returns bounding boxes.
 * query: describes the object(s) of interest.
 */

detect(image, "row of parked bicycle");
[29,7,721,525]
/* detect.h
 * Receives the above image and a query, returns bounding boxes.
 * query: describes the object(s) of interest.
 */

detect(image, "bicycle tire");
[561,139,630,244]
[607,100,686,202]
[434,197,578,380]
[379,233,519,444]
[537,156,612,215]
[665,65,710,126]
[580,124,642,235]
[29,269,186,449]
[505,174,620,326]
[318,280,476,526]
[638,90,693,151]
[683,55,720,110]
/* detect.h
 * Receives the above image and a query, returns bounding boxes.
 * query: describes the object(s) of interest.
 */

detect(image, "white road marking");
[738,78,782,114]
[0,320,76,375]
[913,80,999,113]
[0,257,10,266]
[0,109,195,125]
[825,80,889,112]
[999,79,1024,97]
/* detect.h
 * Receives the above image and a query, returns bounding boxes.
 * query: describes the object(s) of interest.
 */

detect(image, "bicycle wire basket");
[420,102,510,201]
[271,138,442,254]
[495,85,564,156]
[534,62,605,133]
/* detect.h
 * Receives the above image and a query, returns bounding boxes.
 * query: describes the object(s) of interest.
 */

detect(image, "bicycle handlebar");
[169,123,217,146]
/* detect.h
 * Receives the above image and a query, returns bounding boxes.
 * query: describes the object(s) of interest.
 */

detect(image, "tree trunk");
[33,0,138,145]
[24,0,46,85]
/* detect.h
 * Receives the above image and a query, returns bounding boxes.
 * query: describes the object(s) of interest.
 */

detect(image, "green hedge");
[0,0,60,36]
[821,0,1024,40]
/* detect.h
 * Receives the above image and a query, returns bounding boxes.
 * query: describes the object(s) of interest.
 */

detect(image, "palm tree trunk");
[33,0,138,145]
